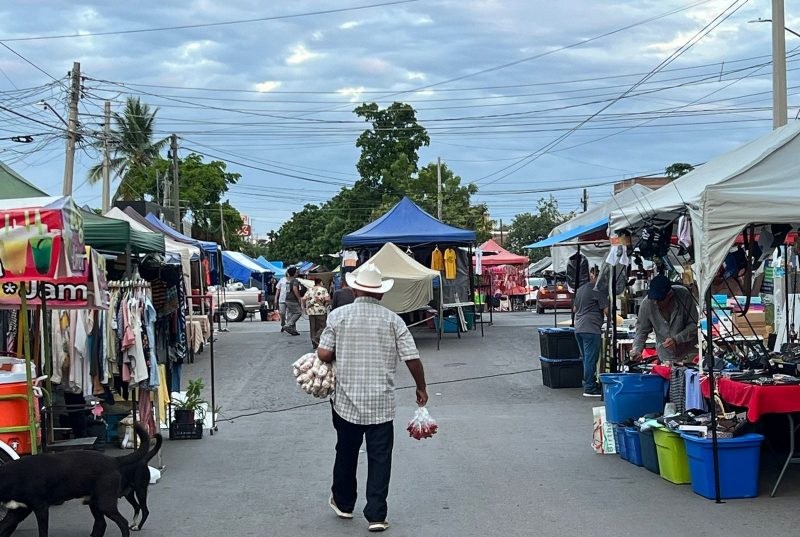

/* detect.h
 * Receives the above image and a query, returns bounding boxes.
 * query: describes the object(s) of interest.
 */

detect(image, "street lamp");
[748,18,800,39]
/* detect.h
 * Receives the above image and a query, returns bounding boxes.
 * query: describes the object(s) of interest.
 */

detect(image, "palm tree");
[88,97,168,200]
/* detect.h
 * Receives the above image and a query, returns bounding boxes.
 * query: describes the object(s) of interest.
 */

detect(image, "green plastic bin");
[653,428,691,484]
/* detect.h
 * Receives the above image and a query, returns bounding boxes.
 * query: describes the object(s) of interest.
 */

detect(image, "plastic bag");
[291,352,335,399]
[406,406,438,440]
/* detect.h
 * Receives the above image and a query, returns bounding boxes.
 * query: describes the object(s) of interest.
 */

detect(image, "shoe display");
[328,496,353,519]
[368,521,390,532]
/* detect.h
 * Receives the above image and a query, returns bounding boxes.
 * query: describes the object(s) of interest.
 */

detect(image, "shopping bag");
[592,406,616,454]
[406,406,438,440]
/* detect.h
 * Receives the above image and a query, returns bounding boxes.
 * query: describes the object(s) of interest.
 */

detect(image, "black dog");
[118,431,162,531]
[0,425,150,537]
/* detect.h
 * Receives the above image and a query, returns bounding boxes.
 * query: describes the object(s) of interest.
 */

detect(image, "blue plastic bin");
[615,425,629,461]
[681,433,764,500]
[599,374,667,423]
[625,427,644,467]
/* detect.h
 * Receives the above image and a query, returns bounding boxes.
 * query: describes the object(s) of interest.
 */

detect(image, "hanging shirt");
[431,248,444,271]
[475,249,483,276]
[444,248,457,280]
[342,250,358,267]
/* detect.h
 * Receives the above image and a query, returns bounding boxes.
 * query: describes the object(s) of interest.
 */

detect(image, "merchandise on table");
[292,352,336,398]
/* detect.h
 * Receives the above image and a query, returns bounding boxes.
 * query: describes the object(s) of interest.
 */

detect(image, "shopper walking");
[573,266,608,397]
[331,278,355,311]
[303,278,330,349]
[275,274,289,330]
[317,263,428,532]
[283,267,303,336]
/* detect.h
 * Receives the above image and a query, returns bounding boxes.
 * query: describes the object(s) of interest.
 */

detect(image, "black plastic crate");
[169,421,203,440]
[538,327,580,359]
[540,357,583,389]
[638,428,660,474]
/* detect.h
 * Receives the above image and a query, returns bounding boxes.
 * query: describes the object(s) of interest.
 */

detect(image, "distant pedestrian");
[573,266,608,397]
[275,274,289,330]
[303,278,330,349]
[284,267,303,336]
[331,278,355,311]
[317,264,428,533]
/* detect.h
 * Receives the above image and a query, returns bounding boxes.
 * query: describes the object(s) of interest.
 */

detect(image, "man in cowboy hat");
[317,263,428,533]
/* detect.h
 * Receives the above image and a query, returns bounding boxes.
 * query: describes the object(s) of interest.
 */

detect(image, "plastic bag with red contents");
[406,406,438,440]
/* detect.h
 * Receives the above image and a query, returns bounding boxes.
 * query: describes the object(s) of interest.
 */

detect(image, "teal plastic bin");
[599,374,666,423]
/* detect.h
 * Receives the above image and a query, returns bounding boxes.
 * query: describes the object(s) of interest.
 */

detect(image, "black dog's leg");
[132,485,149,531]
[0,507,31,537]
[32,506,49,537]
[125,490,140,530]
[89,502,108,537]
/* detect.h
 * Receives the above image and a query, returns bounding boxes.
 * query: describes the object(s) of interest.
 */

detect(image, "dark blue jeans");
[575,332,601,392]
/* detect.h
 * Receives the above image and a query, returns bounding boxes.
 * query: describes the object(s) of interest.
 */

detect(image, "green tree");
[665,162,694,179]
[505,197,570,262]
[123,153,244,249]
[88,97,168,200]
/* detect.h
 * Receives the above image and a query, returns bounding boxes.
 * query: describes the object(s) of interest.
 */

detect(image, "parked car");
[209,283,263,322]
[525,277,549,305]
[536,283,573,314]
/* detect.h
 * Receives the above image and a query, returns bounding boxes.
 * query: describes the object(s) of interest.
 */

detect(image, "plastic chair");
[499,295,511,311]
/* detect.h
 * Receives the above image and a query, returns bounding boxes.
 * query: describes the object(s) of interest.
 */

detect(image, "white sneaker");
[368,521,390,532]
[329,496,353,519]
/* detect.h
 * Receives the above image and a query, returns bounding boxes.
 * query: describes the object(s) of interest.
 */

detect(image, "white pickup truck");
[208,283,264,322]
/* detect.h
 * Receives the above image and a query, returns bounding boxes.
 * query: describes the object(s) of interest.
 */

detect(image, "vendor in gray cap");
[630,274,698,362]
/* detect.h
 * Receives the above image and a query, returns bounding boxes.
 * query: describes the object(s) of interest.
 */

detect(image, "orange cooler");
[0,381,40,455]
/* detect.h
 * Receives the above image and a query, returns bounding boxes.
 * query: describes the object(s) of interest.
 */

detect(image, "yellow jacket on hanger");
[431,248,444,271]
[444,248,457,279]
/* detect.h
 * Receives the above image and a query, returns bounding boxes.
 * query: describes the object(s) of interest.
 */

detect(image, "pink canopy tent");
[473,239,528,266]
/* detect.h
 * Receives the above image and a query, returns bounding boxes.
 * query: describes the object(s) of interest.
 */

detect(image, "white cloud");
[415,15,433,25]
[337,86,367,102]
[179,40,215,59]
[339,21,361,30]
[286,44,321,65]
[406,71,426,81]
[311,31,324,41]
[253,81,282,92]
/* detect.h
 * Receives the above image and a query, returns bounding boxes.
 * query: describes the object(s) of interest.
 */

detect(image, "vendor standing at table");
[630,274,698,362]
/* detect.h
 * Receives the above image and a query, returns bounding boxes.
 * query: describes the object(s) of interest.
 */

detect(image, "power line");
[0,0,421,42]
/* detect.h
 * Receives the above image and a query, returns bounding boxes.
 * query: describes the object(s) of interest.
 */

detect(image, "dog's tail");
[117,424,150,466]
[146,433,163,463]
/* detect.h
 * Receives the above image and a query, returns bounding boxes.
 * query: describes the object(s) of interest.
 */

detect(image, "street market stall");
[474,239,528,310]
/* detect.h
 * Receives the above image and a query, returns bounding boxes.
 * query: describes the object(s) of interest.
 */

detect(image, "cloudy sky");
[0,0,797,236]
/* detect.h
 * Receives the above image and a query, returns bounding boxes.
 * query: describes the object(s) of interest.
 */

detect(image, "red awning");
[475,239,529,266]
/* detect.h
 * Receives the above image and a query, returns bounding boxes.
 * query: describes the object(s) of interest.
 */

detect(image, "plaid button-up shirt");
[318,296,419,425]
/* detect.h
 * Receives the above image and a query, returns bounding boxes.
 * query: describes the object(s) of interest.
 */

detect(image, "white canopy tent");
[352,242,440,314]
[549,184,653,272]
[105,207,199,293]
[609,121,800,297]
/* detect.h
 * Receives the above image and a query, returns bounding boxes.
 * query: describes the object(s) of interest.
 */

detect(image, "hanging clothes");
[475,249,483,276]
[444,248,457,280]
[431,247,444,271]
[342,250,358,267]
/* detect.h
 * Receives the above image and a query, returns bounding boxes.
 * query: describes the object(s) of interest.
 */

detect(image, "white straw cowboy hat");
[346,263,394,293]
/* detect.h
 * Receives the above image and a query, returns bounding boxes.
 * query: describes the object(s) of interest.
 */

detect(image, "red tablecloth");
[701,377,800,422]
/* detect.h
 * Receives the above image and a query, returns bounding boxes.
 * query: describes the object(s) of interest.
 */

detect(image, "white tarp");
[550,184,653,272]
[608,121,800,296]
[352,242,440,314]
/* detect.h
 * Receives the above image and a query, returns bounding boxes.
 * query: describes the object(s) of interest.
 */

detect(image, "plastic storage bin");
[638,428,660,474]
[539,357,583,389]
[615,424,629,461]
[681,433,764,499]
[434,316,459,333]
[0,381,41,455]
[625,427,643,466]
[653,428,691,484]
[538,327,580,359]
[599,374,666,423]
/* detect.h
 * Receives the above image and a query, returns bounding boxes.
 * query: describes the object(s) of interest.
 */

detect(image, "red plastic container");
[0,381,40,455]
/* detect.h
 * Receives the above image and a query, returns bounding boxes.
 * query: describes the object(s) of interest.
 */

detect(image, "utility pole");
[101,101,111,213]
[500,218,504,245]
[219,202,227,249]
[773,0,788,129]
[582,188,589,212]
[437,156,442,220]
[170,134,180,227]
[62,62,81,196]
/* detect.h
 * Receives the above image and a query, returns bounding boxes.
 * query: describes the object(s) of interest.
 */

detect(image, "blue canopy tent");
[145,212,221,283]
[343,196,476,247]
[256,256,286,277]
[268,261,285,268]
[524,217,609,249]
[221,251,272,283]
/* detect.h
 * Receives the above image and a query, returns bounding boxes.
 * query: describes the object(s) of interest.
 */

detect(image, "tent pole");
[572,244,581,327]
[785,244,791,343]
[438,282,443,350]
[610,264,618,373]
[705,288,722,503]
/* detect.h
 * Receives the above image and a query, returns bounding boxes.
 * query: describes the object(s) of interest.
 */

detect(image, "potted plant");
[172,378,209,425]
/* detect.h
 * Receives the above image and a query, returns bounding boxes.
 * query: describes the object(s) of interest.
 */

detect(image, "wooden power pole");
[62,62,80,196]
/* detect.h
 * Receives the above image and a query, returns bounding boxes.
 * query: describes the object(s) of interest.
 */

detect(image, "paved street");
[15,312,800,536]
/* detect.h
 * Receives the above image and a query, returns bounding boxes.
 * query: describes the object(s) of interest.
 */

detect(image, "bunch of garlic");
[292,352,336,398]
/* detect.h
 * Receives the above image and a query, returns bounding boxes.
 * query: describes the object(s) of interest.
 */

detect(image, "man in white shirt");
[275,275,288,331]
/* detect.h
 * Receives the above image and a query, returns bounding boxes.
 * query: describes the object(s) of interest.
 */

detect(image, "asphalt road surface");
[13,310,800,536]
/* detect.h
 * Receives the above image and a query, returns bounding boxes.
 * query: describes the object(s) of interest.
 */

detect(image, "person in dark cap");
[630,275,698,362]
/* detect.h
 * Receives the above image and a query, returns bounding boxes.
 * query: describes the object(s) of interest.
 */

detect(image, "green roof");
[0,160,49,198]
[82,209,165,255]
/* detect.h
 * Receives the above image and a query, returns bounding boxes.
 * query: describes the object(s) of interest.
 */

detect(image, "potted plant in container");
[170,378,209,439]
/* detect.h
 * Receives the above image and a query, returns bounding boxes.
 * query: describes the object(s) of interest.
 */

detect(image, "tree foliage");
[505,197,571,262]
[267,102,489,265]
[665,162,694,179]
